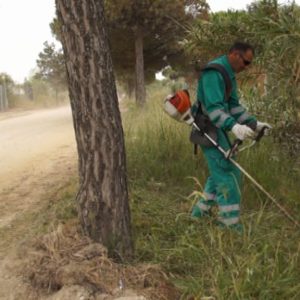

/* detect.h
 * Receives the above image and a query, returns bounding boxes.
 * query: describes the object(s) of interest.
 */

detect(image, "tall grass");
[123,82,300,299]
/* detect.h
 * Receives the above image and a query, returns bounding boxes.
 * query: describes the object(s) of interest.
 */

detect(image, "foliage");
[249,2,300,117]
[28,78,61,107]
[20,77,67,108]
[0,72,15,97]
[35,41,67,98]
[0,73,14,85]
[245,1,300,152]
[183,0,300,154]
[49,1,209,101]
[123,83,300,299]
[183,10,251,64]
[104,0,208,97]
[32,82,300,298]
[0,72,64,108]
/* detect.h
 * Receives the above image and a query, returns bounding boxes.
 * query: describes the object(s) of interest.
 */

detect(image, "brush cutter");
[163,90,300,228]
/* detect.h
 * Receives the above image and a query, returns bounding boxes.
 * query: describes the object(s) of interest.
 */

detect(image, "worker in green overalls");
[191,42,271,231]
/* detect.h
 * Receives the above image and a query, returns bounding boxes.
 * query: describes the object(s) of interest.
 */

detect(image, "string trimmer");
[163,90,300,228]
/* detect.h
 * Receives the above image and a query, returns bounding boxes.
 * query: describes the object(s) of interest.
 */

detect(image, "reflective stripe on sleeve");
[237,112,250,123]
[208,108,232,128]
[208,109,224,120]
[230,106,245,115]
[215,113,231,128]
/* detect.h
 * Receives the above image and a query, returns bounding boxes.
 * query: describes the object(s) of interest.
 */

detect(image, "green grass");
[38,82,300,299]
[131,181,300,299]
[25,177,79,236]
[123,82,300,299]
[0,177,78,259]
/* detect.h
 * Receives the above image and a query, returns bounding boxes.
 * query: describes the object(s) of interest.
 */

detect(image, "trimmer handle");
[226,139,243,159]
[255,126,269,142]
[227,127,269,159]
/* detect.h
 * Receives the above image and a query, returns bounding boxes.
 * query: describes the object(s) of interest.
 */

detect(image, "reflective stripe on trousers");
[219,204,240,212]
[218,216,240,225]
[201,139,242,226]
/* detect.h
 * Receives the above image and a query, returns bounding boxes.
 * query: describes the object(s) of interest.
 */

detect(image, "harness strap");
[193,64,233,154]
[201,63,232,101]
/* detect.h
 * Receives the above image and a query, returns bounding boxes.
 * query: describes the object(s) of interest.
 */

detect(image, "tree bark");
[134,26,146,106]
[55,0,133,260]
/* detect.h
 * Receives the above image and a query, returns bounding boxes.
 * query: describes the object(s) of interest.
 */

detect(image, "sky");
[0,0,57,83]
[0,0,299,83]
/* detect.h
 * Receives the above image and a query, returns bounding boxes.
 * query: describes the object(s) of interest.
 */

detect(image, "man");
[191,42,271,231]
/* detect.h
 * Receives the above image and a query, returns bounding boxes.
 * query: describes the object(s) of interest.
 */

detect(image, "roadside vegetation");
[0,72,68,110]
[24,80,300,299]
[124,82,300,299]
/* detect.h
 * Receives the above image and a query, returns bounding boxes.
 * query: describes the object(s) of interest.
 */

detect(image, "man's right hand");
[232,123,255,140]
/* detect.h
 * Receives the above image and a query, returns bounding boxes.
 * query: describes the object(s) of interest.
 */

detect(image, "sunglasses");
[239,53,252,66]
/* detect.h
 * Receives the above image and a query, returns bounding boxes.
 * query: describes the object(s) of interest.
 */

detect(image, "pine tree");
[55,0,133,259]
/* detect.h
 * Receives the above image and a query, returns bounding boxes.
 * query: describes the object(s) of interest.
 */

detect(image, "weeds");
[29,82,300,299]
[124,82,300,299]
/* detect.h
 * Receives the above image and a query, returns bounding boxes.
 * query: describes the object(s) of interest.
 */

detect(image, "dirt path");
[0,106,78,299]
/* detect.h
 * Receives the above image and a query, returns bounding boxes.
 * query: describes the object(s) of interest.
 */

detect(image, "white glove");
[256,121,272,134]
[232,123,255,140]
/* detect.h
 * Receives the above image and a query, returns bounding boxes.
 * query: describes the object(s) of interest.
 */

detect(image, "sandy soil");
[0,106,78,299]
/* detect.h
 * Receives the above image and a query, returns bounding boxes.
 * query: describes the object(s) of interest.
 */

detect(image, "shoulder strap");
[201,63,232,101]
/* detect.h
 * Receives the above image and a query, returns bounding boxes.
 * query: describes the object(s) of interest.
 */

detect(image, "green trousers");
[192,131,242,229]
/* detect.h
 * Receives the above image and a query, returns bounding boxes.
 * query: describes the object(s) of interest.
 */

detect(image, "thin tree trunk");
[127,76,135,99]
[55,88,59,105]
[134,26,146,106]
[56,0,133,260]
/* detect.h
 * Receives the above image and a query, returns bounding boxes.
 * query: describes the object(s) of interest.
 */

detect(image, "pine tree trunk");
[55,0,133,260]
[134,26,146,106]
[126,76,135,99]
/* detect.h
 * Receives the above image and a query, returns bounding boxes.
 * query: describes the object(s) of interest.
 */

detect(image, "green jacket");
[195,55,256,132]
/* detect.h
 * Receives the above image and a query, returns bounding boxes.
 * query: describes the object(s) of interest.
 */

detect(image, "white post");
[3,77,8,110]
[0,85,4,111]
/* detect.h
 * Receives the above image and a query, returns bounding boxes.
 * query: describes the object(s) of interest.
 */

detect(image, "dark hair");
[229,42,255,55]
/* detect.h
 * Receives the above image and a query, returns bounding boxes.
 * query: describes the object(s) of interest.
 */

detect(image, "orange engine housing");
[169,90,191,114]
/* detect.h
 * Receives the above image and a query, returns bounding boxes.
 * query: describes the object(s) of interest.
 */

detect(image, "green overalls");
[191,55,256,230]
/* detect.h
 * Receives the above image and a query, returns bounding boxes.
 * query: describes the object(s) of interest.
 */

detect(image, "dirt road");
[0,106,77,229]
[0,106,78,299]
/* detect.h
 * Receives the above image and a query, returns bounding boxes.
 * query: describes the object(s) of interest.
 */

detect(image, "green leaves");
[184,1,300,138]
[105,0,209,85]
[184,10,252,66]
[35,42,67,91]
